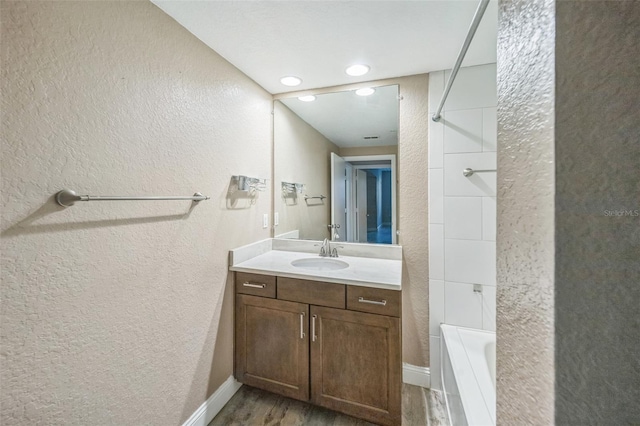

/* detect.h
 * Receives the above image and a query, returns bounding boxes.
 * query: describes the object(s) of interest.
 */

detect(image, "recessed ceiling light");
[346,64,370,76]
[355,88,375,96]
[280,76,302,87]
[298,95,316,102]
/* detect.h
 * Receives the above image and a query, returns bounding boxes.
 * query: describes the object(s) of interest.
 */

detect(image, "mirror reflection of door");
[330,153,347,241]
[274,85,399,244]
[361,168,392,244]
[356,170,368,242]
[331,154,396,244]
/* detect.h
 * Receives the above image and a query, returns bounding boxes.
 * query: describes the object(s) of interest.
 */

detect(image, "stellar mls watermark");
[603,209,639,217]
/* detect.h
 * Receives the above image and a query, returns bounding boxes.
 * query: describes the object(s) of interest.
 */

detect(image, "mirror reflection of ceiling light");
[280,76,302,86]
[298,95,316,102]
[355,88,375,96]
[345,64,370,76]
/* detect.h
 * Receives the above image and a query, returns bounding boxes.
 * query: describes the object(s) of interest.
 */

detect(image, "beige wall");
[339,145,398,157]
[274,76,429,367]
[497,1,639,424]
[1,2,272,425]
[273,102,339,240]
[554,1,639,423]
[393,75,430,367]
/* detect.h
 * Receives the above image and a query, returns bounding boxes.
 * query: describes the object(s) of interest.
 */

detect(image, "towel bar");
[55,189,210,207]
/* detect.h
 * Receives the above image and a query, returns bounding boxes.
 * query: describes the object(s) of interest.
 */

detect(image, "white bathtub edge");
[441,324,495,426]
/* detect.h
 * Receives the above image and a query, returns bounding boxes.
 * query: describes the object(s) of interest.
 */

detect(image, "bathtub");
[440,324,496,426]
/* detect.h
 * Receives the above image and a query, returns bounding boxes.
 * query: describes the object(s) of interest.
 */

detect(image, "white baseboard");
[182,375,242,426]
[403,363,431,388]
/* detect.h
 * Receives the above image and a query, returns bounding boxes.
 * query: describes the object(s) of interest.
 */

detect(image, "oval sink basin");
[291,257,349,271]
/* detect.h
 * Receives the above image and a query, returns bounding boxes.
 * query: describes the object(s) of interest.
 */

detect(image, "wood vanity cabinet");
[235,294,310,401]
[234,272,401,426]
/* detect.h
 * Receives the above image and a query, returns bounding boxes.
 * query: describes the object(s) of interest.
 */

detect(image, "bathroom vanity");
[229,239,402,426]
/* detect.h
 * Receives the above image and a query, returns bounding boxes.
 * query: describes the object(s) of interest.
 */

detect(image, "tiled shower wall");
[428,64,497,390]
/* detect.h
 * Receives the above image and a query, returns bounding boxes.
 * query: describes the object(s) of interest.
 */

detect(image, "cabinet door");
[235,294,309,401]
[310,306,401,426]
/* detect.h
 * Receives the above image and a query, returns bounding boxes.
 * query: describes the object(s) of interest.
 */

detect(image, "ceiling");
[279,85,399,148]
[152,0,498,95]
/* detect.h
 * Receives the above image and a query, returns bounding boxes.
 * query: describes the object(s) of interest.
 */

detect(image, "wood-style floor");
[209,384,448,426]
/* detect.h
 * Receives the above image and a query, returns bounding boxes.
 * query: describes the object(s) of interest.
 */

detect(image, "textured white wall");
[273,101,339,240]
[428,64,497,390]
[394,74,430,368]
[1,2,271,424]
[496,1,556,424]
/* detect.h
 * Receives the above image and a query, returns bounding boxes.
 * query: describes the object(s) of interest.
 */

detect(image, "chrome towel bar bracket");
[55,189,210,207]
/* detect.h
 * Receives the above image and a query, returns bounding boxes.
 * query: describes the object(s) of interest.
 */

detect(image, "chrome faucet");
[317,238,343,257]
[319,238,330,257]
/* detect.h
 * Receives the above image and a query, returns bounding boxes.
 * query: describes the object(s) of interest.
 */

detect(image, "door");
[310,306,402,426]
[343,155,398,244]
[235,294,309,401]
[356,170,368,243]
[330,153,347,241]
[366,171,378,234]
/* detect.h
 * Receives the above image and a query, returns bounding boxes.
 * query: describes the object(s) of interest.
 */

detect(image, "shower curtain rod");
[431,0,490,122]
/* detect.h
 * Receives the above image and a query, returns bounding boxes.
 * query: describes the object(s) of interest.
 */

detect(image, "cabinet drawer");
[277,277,345,309]
[346,286,401,317]
[235,272,276,298]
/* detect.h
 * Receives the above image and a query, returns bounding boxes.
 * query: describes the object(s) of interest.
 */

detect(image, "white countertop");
[229,239,402,291]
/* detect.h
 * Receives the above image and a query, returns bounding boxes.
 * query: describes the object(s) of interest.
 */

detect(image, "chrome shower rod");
[55,189,210,207]
[432,0,490,122]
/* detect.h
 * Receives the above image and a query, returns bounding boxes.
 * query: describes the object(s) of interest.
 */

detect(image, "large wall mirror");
[274,85,399,244]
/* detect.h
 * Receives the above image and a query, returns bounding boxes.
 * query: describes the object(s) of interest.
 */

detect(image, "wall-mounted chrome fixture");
[281,181,305,195]
[281,181,304,206]
[55,189,209,207]
[304,194,326,205]
[233,175,267,192]
[463,168,496,177]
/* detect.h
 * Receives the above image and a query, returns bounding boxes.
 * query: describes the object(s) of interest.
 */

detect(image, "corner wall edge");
[182,375,242,426]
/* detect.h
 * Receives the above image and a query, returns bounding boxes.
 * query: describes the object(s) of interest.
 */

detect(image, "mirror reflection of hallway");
[361,168,392,244]
[331,153,396,244]
[274,85,399,244]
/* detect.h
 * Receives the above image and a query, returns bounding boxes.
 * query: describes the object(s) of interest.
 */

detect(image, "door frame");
[343,155,397,244]
[330,152,349,242]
